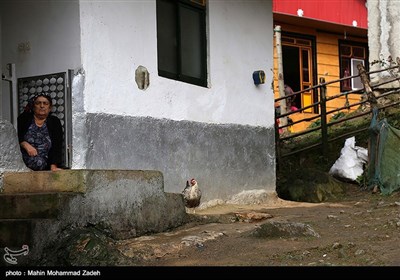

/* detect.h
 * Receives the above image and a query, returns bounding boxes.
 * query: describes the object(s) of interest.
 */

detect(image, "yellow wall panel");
[317,43,338,55]
[317,33,340,44]
[318,64,339,77]
[317,53,338,65]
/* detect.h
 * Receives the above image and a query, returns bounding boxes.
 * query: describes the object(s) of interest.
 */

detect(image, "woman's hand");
[21,141,38,156]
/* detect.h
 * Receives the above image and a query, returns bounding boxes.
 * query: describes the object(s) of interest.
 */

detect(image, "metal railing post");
[275,111,282,171]
[319,77,328,158]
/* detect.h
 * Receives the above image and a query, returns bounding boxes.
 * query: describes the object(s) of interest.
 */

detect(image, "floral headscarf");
[24,92,52,113]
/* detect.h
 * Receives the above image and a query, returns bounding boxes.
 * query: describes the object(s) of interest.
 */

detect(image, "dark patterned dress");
[21,120,52,171]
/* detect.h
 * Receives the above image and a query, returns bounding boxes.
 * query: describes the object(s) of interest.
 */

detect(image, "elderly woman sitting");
[17,93,63,171]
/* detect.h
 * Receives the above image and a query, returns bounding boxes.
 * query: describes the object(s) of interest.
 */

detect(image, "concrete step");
[2,170,87,193]
[0,218,54,266]
[0,219,35,248]
[0,192,77,219]
[0,169,188,265]
[2,169,164,193]
[0,191,78,251]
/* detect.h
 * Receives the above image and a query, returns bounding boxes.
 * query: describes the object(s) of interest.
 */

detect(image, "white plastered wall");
[79,0,274,127]
[367,0,400,84]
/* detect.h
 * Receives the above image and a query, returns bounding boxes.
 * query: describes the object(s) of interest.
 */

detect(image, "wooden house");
[273,0,368,132]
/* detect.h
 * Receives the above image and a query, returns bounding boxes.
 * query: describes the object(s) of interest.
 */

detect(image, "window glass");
[339,41,367,92]
[351,59,364,89]
[157,0,177,75]
[352,47,365,59]
[297,39,311,46]
[282,37,295,44]
[180,5,203,79]
[157,0,207,87]
[341,58,351,90]
[340,45,351,57]
[302,49,309,83]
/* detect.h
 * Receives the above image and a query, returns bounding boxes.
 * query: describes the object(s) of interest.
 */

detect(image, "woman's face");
[32,96,52,118]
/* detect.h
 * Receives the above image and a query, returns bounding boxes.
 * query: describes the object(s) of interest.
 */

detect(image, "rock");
[249,221,320,238]
[35,227,132,266]
[227,189,278,205]
[234,212,273,222]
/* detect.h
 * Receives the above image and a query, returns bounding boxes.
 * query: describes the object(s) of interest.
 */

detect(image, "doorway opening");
[282,34,317,113]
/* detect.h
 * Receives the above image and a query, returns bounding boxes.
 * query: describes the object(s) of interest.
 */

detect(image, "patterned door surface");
[17,72,71,168]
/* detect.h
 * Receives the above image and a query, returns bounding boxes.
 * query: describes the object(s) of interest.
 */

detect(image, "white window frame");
[351,58,364,90]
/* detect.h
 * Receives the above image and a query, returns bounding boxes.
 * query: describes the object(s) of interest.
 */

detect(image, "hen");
[182,178,202,213]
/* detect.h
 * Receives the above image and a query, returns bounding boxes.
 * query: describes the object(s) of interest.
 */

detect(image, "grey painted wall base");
[0,120,29,190]
[73,113,277,204]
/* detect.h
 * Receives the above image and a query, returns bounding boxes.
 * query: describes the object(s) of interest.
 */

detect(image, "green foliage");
[370,55,395,68]
[330,111,346,121]
[356,173,366,188]
[307,112,346,129]
[308,119,320,129]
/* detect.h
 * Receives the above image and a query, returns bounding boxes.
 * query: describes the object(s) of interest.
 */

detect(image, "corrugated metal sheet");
[273,0,367,28]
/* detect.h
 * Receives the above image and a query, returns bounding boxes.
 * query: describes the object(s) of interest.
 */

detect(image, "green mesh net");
[367,107,400,195]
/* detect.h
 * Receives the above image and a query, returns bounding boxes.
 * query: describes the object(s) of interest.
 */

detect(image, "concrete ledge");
[3,170,86,193]
[2,169,164,193]
[0,193,76,219]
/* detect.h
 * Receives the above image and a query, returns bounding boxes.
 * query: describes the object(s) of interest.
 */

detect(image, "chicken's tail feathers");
[183,180,190,193]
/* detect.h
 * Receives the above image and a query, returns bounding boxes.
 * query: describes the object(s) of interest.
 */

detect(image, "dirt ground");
[111,184,400,267]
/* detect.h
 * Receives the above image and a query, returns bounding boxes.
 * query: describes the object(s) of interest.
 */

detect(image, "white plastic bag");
[329,136,368,182]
